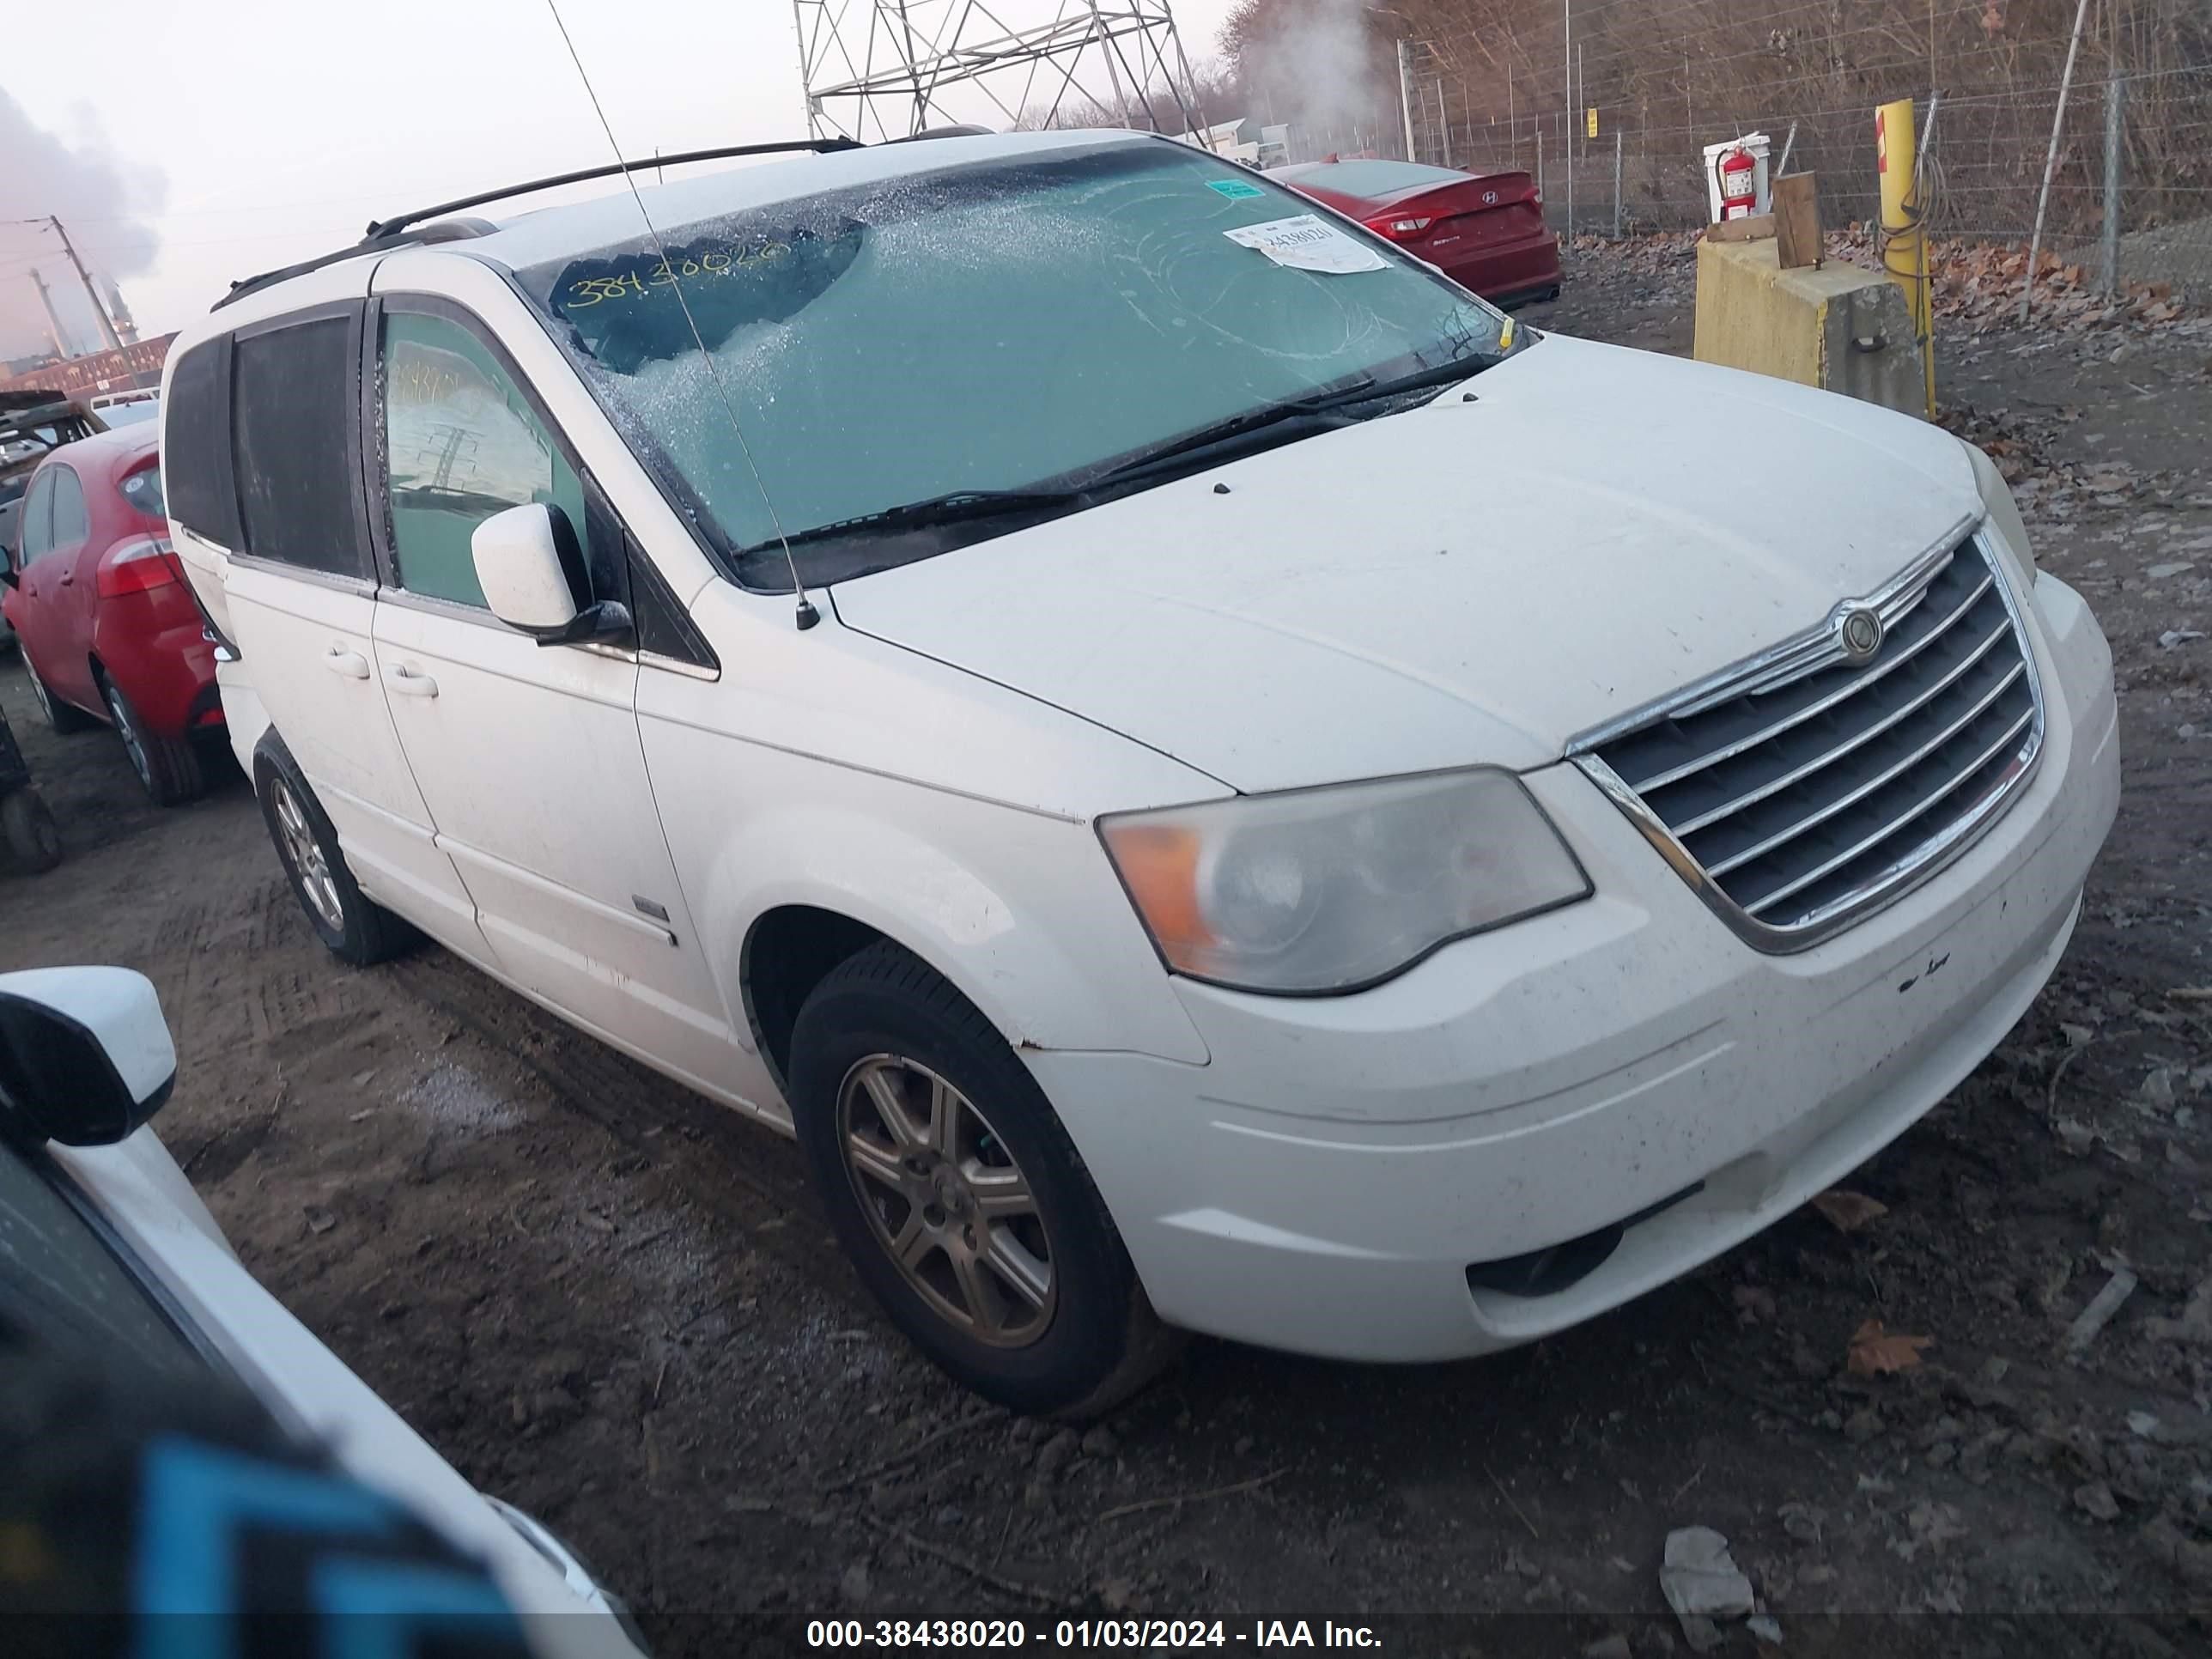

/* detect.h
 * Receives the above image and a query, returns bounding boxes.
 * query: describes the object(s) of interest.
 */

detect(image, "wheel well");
[86,656,122,720]
[742,906,890,1092]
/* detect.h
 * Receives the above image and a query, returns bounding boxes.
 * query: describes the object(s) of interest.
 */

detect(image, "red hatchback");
[1273,158,1560,307]
[0,427,222,805]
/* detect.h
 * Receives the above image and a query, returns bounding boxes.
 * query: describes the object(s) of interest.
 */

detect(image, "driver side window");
[380,311,589,610]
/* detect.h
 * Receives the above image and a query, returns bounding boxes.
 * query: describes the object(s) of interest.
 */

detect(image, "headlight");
[1965,440,2036,583]
[1099,767,1591,995]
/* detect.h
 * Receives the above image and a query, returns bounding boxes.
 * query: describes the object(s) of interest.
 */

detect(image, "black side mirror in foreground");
[0,969,177,1148]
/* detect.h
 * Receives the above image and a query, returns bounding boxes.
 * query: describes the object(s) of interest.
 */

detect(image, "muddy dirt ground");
[4,246,2210,1656]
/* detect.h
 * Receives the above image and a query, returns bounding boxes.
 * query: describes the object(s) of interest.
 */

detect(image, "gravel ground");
[3,243,2209,1656]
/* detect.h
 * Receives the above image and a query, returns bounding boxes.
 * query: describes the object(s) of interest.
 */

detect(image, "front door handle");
[383,663,439,699]
[323,647,371,679]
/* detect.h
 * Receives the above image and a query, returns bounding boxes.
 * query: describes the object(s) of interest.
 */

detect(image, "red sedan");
[1273,158,1560,307]
[0,426,222,805]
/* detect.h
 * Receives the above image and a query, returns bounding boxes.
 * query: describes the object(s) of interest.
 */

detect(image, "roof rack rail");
[215,218,495,312]
[361,137,862,240]
[214,136,863,313]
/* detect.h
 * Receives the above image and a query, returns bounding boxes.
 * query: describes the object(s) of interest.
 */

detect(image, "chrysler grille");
[1578,535,2042,946]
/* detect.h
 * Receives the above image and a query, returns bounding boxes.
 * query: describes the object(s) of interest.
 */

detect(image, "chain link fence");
[1267,32,2212,307]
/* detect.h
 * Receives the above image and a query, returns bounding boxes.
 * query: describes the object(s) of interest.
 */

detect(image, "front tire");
[254,736,416,966]
[23,653,95,733]
[100,676,204,806]
[1,789,63,873]
[789,940,1178,1418]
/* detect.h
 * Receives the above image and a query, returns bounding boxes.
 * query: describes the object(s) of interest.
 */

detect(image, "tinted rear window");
[161,340,241,549]
[1280,160,1467,198]
[231,314,368,578]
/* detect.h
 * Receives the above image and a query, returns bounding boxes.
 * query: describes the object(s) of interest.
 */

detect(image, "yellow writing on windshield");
[562,241,794,309]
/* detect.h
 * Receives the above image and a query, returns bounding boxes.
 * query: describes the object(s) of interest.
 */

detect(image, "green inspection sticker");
[1206,177,1265,198]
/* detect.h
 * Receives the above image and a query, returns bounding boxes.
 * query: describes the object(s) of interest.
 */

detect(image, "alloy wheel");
[836,1054,1056,1348]
[25,657,55,724]
[101,682,154,793]
[270,775,344,933]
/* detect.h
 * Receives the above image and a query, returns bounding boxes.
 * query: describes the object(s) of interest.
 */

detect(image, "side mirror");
[0,968,178,1148]
[471,503,631,649]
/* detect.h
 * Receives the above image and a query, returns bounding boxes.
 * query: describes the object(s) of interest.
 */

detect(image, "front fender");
[640,713,1211,1068]
[702,793,1210,1068]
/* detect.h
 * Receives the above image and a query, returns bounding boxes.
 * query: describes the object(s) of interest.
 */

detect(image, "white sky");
[2,0,1243,346]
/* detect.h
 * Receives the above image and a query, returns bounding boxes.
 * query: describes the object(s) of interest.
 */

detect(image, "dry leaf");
[1847,1318,1933,1376]
[1811,1190,1889,1233]
[1733,1285,1778,1324]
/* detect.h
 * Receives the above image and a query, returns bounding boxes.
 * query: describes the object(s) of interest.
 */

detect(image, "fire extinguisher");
[1717,145,1758,221]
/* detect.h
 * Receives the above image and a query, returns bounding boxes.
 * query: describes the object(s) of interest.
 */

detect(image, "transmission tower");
[793,2,1206,144]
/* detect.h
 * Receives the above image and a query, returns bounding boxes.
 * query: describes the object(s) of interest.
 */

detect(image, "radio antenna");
[543,0,818,629]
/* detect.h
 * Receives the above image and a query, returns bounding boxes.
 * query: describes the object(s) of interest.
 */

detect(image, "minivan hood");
[832,334,1982,794]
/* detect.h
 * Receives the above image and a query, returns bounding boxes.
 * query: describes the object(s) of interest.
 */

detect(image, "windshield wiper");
[744,487,1084,555]
[1299,351,1499,412]
[733,354,1500,564]
[1085,352,1496,490]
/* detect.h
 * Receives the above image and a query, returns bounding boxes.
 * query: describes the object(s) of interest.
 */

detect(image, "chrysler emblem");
[1836,605,1885,663]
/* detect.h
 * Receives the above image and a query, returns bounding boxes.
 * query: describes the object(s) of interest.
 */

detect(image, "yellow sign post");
[1876,97,1936,419]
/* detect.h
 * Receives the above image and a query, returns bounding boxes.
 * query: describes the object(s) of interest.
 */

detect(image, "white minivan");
[164,131,2118,1416]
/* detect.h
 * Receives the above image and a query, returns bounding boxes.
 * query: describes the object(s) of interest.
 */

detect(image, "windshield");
[518,137,1525,588]
[98,398,161,428]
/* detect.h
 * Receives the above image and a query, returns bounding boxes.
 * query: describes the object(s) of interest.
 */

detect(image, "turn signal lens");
[1375,216,1433,238]
[1100,823,1210,957]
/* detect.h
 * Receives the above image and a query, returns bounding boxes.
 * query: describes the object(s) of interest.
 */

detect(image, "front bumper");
[1035,573,2118,1361]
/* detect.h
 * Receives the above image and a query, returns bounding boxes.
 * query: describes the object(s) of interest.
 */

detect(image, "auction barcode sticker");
[1222,214,1389,275]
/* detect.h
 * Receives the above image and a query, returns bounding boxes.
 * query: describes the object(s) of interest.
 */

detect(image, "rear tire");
[1,790,63,873]
[253,735,416,966]
[788,939,1180,1419]
[23,653,95,734]
[100,676,204,806]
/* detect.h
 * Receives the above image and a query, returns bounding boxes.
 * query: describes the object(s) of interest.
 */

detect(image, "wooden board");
[1705,213,1775,244]
[1775,173,1823,270]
